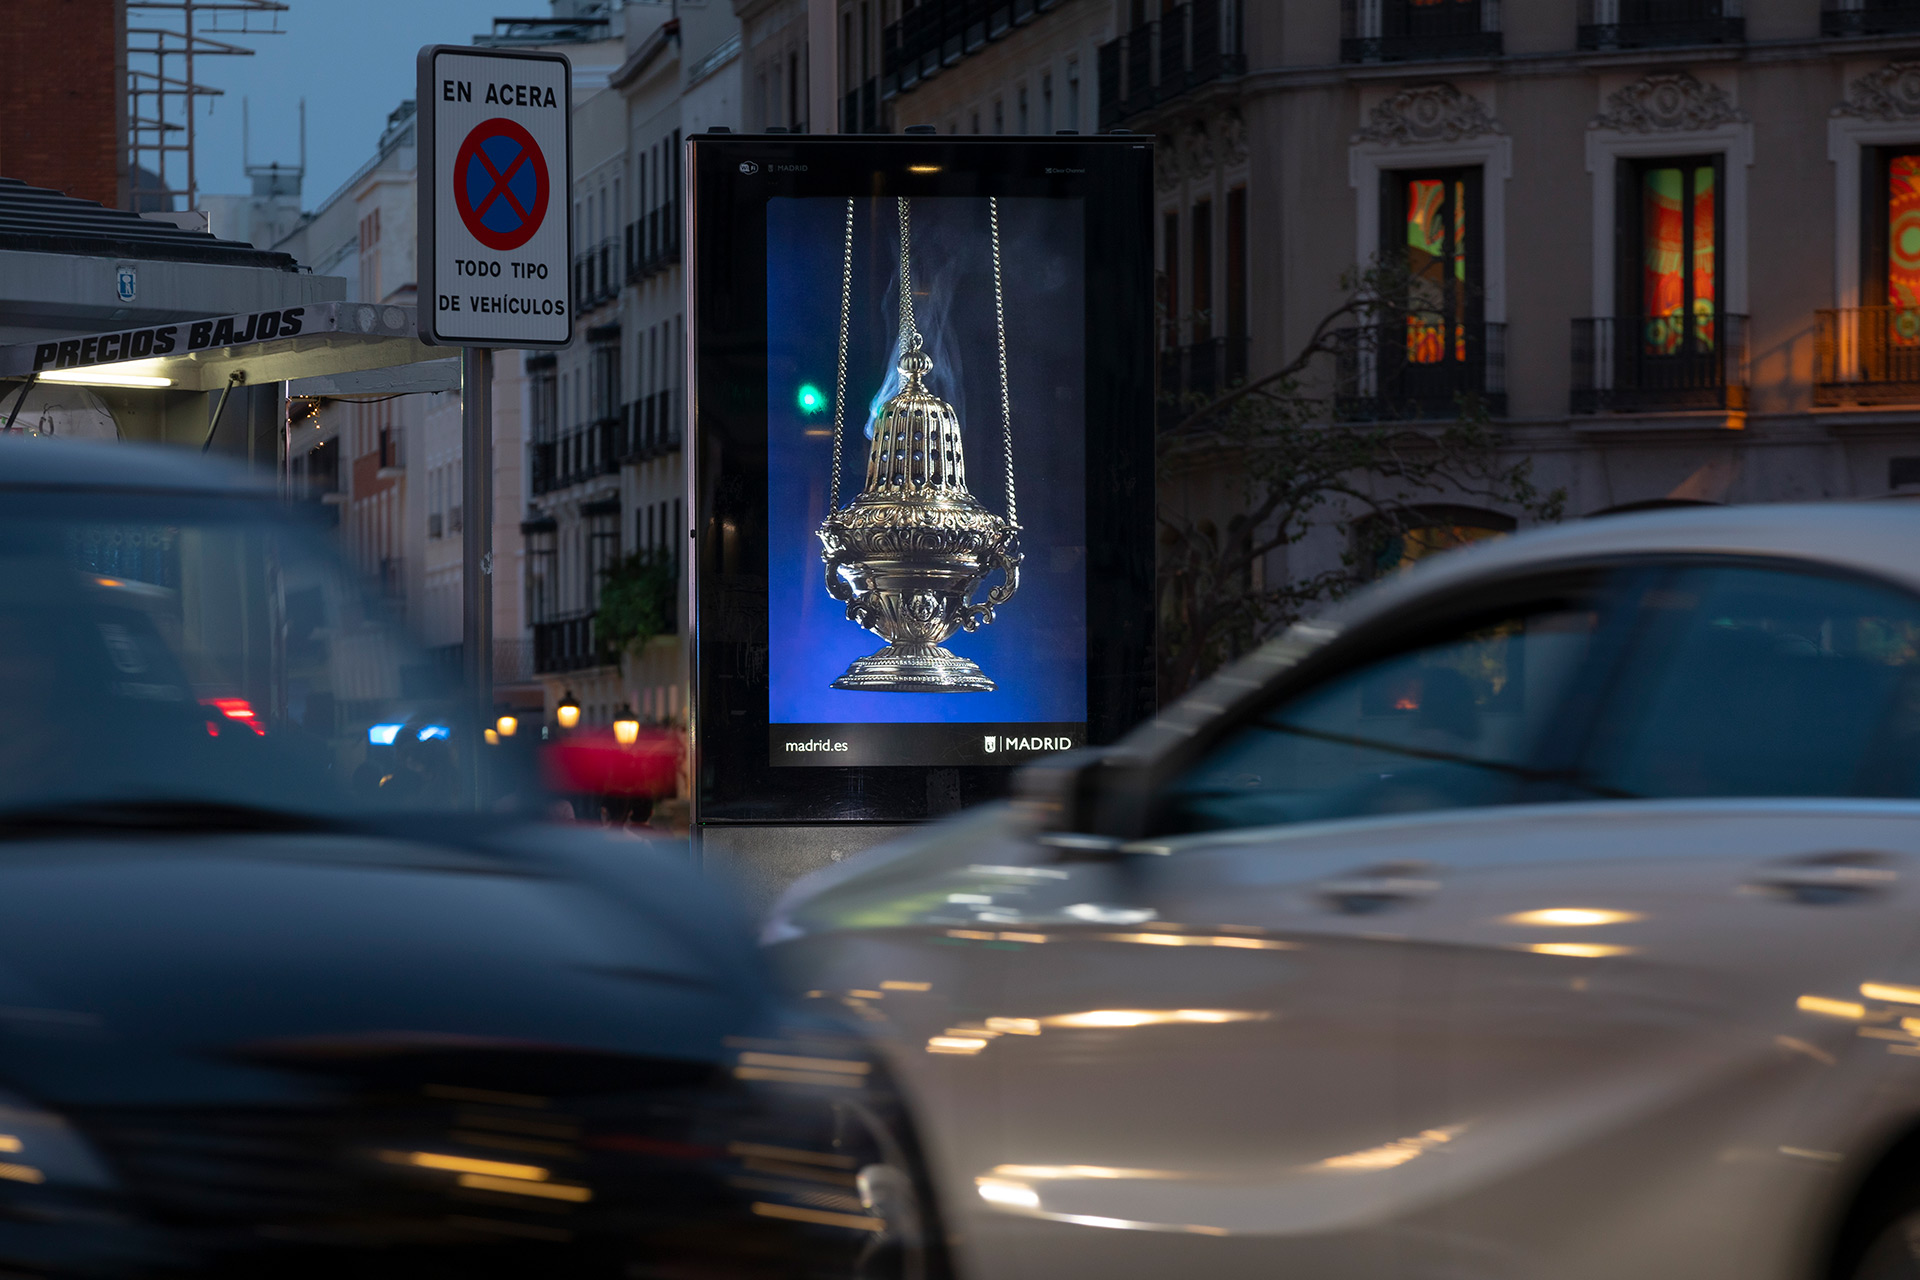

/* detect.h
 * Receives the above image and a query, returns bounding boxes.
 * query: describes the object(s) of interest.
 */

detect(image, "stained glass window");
[1638,160,1717,356]
[1404,175,1470,364]
[1888,154,1920,344]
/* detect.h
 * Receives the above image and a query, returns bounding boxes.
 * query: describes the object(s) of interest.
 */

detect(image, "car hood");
[0,823,778,1108]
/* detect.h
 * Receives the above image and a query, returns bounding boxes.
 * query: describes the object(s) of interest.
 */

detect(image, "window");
[971,110,981,134]
[1018,84,1029,134]
[1159,584,1613,834]
[994,98,1004,134]
[1042,71,1054,132]
[1360,504,1513,579]
[1622,155,1721,358]
[1191,198,1213,342]
[1067,59,1080,131]
[789,51,801,130]
[1867,148,1920,322]
[1386,168,1482,367]
[1584,566,1920,801]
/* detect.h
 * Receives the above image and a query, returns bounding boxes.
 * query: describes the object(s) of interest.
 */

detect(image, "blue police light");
[367,723,404,746]
[417,725,450,741]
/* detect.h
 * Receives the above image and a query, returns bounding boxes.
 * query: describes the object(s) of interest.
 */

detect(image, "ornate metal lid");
[861,334,972,500]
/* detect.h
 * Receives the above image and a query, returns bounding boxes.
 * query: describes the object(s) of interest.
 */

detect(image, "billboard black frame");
[688,133,1156,826]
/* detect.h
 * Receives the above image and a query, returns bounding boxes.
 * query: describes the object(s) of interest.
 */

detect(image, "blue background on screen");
[766,195,1087,726]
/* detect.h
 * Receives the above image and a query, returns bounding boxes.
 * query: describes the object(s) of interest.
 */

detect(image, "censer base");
[832,644,996,692]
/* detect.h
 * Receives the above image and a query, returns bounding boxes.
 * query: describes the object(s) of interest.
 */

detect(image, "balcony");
[883,0,1061,97]
[1334,322,1507,421]
[1571,315,1749,414]
[1341,0,1502,64]
[530,425,621,496]
[1097,0,1245,131]
[624,206,682,282]
[533,613,603,674]
[1823,0,1920,35]
[1157,336,1249,429]
[1814,307,1920,405]
[615,390,683,463]
[1577,0,1743,49]
[573,240,618,309]
[841,77,883,133]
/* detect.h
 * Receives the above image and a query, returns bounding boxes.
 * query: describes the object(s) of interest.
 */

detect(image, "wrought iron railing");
[1571,315,1749,413]
[1815,307,1920,405]
[533,613,603,674]
[1341,0,1502,62]
[882,0,1062,96]
[625,206,682,282]
[615,390,683,463]
[1097,0,1244,129]
[1577,0,1743,48]
[1822,0,1920,35]
[1334,321,1507,421]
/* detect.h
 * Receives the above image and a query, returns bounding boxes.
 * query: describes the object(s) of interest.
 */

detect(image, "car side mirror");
[1012,748,1151,859]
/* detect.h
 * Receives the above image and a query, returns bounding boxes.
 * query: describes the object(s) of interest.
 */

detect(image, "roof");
[0,178,299,271]
[0,435,270,495]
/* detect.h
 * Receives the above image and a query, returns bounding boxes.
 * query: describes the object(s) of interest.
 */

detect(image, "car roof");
[0,436,270,495]
[1354,502,1920,619]
[1118,502,1920,765]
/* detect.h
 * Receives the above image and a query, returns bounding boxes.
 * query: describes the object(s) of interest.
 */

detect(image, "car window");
[1158,590,1611,835]
[0,492,537,820]
[1582,564,1920,801]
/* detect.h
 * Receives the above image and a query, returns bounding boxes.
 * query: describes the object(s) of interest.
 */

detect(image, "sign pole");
[462,345,494,726]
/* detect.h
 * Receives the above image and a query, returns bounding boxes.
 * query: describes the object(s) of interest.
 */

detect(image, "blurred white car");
[766,503,1920,1280]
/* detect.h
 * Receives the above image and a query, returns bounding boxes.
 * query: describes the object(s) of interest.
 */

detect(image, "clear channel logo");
[985,734,1073,754]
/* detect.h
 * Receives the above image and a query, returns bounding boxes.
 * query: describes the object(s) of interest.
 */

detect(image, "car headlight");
[0,1093,115,1192]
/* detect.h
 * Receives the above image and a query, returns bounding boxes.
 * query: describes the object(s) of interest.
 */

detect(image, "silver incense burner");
[815,197,1022,692]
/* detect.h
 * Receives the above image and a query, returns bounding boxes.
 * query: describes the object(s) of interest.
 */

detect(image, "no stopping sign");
[417,45,571,347]
[454,118,549,252]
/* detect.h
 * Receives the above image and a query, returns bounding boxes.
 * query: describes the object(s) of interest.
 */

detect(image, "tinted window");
[0,492,537,820]
[1160,591,1609,834]
[1584,565,1920,800]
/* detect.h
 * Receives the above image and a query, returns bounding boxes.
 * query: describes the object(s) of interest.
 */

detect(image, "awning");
[0,301,448,392]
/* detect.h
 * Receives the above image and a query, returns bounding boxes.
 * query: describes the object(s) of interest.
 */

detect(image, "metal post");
[462,346,494,724]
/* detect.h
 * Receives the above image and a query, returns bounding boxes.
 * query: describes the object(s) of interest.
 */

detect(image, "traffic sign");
[417,45,571,347]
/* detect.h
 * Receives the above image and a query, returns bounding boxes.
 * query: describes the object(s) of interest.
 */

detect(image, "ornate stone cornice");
[1591,71,1746,133]
[1353,84,1501,146]
[1837,62,1920,120]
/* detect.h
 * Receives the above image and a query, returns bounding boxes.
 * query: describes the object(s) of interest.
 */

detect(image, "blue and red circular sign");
[454,117,549,252]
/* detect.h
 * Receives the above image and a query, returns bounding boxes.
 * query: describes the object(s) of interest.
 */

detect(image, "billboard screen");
[691,136,1154,823]
[766,194,1086,767]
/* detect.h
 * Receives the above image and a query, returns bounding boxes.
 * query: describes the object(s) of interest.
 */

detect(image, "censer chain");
[988,197,1017,528]
[898,196,917,348]
[829,197,855,514]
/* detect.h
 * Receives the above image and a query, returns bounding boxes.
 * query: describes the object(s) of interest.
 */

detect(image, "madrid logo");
[454,117,550,252]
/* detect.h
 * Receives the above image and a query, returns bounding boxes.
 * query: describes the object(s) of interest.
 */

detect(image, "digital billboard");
[690,136,1154,823]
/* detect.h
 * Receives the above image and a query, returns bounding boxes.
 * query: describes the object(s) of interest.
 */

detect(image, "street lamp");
[495,713,519,738]
[613,704,640,746]
[555,690,581,731]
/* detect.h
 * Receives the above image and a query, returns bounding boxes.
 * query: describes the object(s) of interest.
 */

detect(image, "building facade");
[871,0,1920,611]
[273,97,536,703]
[524,0,740,782]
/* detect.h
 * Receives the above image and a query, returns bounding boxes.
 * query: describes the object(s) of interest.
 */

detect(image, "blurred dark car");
[0,438,935,1279]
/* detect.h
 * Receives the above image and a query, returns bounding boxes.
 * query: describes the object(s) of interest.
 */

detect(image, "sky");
[188,0,508,209]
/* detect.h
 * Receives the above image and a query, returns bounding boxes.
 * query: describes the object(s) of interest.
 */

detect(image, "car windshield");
[0,490,523,820]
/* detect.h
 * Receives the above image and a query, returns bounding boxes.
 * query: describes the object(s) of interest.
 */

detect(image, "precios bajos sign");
[31,307,310,372]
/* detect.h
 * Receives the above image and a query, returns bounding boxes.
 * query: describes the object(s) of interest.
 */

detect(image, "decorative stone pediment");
[1181,118,1216,180]
[1156,109,1249,190]
[1838,62,1920,120]
[1591,71,1746,133]
[1353,84,1501,146]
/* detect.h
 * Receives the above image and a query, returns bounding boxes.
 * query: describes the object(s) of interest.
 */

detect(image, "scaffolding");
[126,0,288,212]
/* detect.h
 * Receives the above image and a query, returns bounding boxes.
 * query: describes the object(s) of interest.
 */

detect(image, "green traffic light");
[797,383,827,415]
